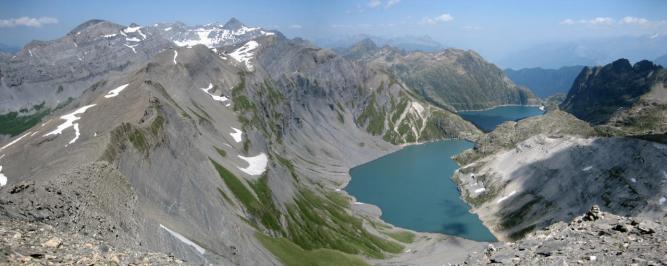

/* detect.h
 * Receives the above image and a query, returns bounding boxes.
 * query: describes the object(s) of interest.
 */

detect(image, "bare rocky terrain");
[465,206,667,265]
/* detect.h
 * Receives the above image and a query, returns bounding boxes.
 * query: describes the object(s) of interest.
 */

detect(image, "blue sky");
[1,0,666,60]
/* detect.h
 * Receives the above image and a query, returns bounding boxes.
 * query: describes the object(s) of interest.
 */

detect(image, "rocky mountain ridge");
[0,18,494,265]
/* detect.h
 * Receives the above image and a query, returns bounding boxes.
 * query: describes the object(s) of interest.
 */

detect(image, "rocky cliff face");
[560,59,667,128]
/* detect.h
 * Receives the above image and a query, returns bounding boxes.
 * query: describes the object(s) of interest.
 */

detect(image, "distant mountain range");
[656,54,667,67]
[315,34,445,52]
[0,43,20,54]
[504,65,584,98]
[497,35,667,69]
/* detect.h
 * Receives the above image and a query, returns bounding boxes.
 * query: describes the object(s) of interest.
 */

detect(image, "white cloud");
[0,16,58,28]
[386,0,400,8]
[560,16,658,26]
[420,13,454,25]
[588,17,614,25]
[620,16,649,25]
[462,25,483,31]
[289,24,303,29]
[368,0,381,8]
[560,19,576,25]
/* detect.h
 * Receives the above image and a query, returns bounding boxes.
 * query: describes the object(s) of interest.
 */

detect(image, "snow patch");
[229,40,259,71]
[496,190,517,204]
[410,101,425,118]
[582,166,593,172]
[123,26,141,34]
[173,50,178,64]
[124,44,137,54]
[474,188,486,193]
[0,131,31,151]
[230,127,242,143]
[164,27,172,31]
[102,33,117,38]
[28,50,33,57]
[44,104,96,145]
[630,178,637,183]
[0,165,7,187]
[104,84,129,98]
[660,197,666,205]
[354,202,364,205]
[237,153,268,176]
[159,224,206,254]
[201,83,228,102]
[126,37,141,42]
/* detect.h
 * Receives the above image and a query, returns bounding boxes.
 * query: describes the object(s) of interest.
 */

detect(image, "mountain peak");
[67,19,113,35]
[352,38,378,50]
[223,17,245,30]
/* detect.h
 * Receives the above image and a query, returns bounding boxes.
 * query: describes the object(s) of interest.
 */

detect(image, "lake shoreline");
[456,103,542,112]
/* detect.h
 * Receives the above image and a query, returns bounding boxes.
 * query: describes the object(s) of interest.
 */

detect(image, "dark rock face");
[560,59,665,125]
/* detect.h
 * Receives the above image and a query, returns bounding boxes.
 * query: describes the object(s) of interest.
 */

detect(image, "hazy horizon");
[1,0,666,67]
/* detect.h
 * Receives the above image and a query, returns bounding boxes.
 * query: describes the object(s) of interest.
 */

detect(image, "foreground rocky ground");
[465,206,667,265]
[0,219,188,265]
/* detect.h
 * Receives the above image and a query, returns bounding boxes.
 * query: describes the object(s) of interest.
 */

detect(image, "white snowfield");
[0,165,7,187]
[123,26,146,39]
[660,197,666,205]
[496,190,517,204]
[237,153,268,176]
[104,84,129,98]
[44,104,96,145]
[172,25,272,48]
[230,127,243,143]
[102,33,117,38]
[201,83,229,102]
[164,27,172,31]
[159,224,206,254]
[173,50,178,64]
[0,131,31,152]
[229,41,259,71]
[474,187,486,193]
[582,166,593,172]
[125,37,141,42]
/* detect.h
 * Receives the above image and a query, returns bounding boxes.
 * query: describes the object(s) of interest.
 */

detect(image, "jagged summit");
[222,17,245,30]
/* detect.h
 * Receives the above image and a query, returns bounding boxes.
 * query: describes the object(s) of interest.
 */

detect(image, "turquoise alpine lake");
[347,140,497,242]
[459,105,545,132]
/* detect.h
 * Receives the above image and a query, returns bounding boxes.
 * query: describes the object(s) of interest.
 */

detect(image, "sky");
[1,0,666,62]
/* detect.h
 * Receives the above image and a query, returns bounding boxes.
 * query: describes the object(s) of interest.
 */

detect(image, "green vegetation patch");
[214,146,227,157]
[210,159,283,232]
[285,189,403,259]
[257,233,369,266]
[355,94,386,136]
[276,154,299,181]
[382,230,416,244]
[0,102,50,137]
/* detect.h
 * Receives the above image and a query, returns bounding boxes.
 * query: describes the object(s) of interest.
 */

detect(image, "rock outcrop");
[560,59,667,130]
[465,207,667,265]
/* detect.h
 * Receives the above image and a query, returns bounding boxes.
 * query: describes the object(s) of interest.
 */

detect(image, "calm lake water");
[347,140,497,242]
[459,105,545,132]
